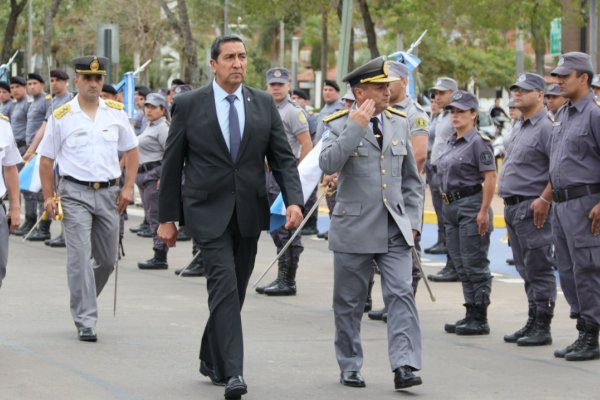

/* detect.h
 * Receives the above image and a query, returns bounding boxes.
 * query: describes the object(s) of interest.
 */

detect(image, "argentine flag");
[387,51,422,99]
[269,139,324,232]
[19,154,42,192]
[113,71,136,120]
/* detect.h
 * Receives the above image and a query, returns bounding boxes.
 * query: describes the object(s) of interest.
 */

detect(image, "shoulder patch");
[299,111,307,124]
[478,132,492,142]
[415,116,428,129]
[0,113,8,121]
[45,94,52,100]
[53,104,71,119]
[323,108,349,123]
[105,99,124,110]
[387,107,407,117]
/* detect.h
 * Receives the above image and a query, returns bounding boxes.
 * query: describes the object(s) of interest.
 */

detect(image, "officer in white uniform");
[38,56,139,342]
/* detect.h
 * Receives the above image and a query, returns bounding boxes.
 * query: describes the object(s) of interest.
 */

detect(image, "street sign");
[550,18,562,56]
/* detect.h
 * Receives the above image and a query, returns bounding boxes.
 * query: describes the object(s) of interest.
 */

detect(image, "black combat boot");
[455,304,490,335]
[256,260,286,294]
[517,310,553,346]
[264,261,298,296]
[565,324,600,361]
[138,249,168,270]
[424,232,446,254]
[174,252,205,277]
[554,319,585,358]
[445,304,473,333]
[129,220,148,233]
[504,307,536,343]
[427,261,459,282]
[364,280,374,313]
[14,214,37,236]
[368,307,387,321]
[27,220,51,241]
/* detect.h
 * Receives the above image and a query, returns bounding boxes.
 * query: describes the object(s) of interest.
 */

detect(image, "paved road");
[1,212,598,400]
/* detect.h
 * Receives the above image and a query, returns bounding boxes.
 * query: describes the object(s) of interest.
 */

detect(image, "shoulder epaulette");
[53,103,71,119]
[45,94,52,100]
[0,113,8,121]
[105,99,124,110]
[478,132,492,142]
[386,107,407,117]
[323,108,349,123]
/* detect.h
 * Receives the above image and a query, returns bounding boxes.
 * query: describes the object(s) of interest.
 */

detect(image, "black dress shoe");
[78,327,97,342]
[424,241,447,254]
[224,376,247,399]
[199,360,225,386]
[129,223,148,233]
[317,231,328,240]
[394,366,422,390]
[340,371,366,387]
[301,226,318,235]
[174,255,205,277]
[368,308,386,321]
[427,268,459,282]
[45,234,66,247]
[26,228,51,241]
[137,227,154,238]
[138,257,168,270]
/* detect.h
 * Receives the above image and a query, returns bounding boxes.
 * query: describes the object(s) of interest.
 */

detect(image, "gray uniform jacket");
[26,93,50,144]
[10,97,29,142]
[319,108,423,253]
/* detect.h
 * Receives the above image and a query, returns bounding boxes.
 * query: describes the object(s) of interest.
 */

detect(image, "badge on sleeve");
[415,117,428,129]
[299,112,307,124]
[480,151,494,165]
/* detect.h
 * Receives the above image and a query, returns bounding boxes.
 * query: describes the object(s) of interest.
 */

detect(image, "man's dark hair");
[135,85,151,98]
[211,35,246,61]
[576,71,593,88]
[171,78,186,86]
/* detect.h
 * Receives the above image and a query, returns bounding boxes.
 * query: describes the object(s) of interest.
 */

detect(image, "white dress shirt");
[212,80,245,150]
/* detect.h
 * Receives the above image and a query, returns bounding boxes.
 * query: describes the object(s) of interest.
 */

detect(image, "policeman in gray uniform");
[499,73,556,346]
[39,56,139,342]
[320,57,424,391]
[315,80,344,142]
[256,67,312,296]
[544,83,566,121]
[0,81,13,117]
[0,113,22,289]
[428,77,460,282]
[549,52,600,361]
[438,91,496,336]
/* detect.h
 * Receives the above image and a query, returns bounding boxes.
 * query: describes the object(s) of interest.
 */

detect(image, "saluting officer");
[320,57,424,391]
[0,81,14,117]
[0,113,22,289]
[549,52,600,361]
[256,67,312,296]
[38,56,139,342]
[499,73,556,346]
[438,91,496,336]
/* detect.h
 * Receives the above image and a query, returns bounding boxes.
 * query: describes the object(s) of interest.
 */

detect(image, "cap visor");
[445,102,471,111]
[510,82,537,91]
[267,78,288,85]
[550,66,572,76]
[431,85,451,92]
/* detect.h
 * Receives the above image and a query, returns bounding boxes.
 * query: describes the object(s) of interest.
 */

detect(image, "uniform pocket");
[391,145,407,176]
[332,202,362,217]
[65,131,89,148]
[566,129,589,161]
[350,146,369,176]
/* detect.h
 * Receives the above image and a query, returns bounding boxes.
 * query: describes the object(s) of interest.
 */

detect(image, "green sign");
[550,18,562,56]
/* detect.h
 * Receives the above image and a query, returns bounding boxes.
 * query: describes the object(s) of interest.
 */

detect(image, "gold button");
[383,184,387,189]
[380,155,385,160]
[93,182,100,189]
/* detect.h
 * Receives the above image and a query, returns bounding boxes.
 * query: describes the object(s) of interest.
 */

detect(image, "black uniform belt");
[552,184,600,203]
[442,185,482,204]
[62,175,118,189]
[138,161,162,173]
[15,139,26,148]
[503,195,538,206]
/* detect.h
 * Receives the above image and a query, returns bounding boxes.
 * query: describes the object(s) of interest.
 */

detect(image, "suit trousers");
[198,210,259,380]
[504,199,556,313]
[60,179,119,328]
[333,215,422,372]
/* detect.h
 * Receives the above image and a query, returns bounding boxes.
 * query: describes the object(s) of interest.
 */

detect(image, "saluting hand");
[530,198,550,229]
[588,202,600,236]
[157,222,178,247]
[285,204,303,230]
[349,99,376,127]
[476,210,489,236]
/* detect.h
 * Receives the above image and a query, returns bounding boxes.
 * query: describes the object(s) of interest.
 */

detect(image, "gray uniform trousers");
[504,200,556,313]
[334,215,422,372]
[552,193,600,326]
[136,166,167,252]
[443,192,493,304]
[0,203,8,288]
[266,171,303,264]
[60,179,119,328]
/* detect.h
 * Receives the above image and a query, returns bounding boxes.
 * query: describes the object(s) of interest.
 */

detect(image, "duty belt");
[441,185,482,204]
[552,184,600,203]
[138,161,162,173]
[62,175,118,189]
[503,195,537,206]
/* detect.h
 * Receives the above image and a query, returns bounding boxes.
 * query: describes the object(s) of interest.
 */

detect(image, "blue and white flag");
[269,139,324,232]
[19,154,42,192]
[388,51,422,99]
[114,72,136,120]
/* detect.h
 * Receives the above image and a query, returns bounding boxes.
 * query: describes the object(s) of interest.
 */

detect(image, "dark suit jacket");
[158,83,303,240]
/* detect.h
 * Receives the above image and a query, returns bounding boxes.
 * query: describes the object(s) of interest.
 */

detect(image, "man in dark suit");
[157,35,303,400]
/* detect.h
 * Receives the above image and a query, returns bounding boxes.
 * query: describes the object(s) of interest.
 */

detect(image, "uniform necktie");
[371,117,383,148]
[226,94,241,161]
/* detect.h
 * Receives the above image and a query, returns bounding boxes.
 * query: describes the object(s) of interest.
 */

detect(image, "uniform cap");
[173,84,193,97]
[291,88,309,100]
[0,81,10,92]
[387,61,409,79]
[101,84,118,95]
[431,77,457,92]
[266,67,290,84]
[9,76,26,86]
[545,83,561,96]
[445,90,478,111]
[551,52,594,76]
[145,93,167,109]
[343,56,399,87]
[50,69,69,81]
[27,73,44,84]
[323,79,340,92]
[592,74,600,88]
[72,56,108,75]
[510,72,546,91]
[341,84,355,101]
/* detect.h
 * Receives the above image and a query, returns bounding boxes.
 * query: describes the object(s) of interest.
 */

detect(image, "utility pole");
[291,36,300,89]
[224,0,230,35]
[279,21,285,67]
[27,0,33,73]
[337,0,353,89]
[590,0,598,71]
[516,28,524,77]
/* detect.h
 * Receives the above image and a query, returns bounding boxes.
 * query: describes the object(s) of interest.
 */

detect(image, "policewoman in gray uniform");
[136,93,171,270]
[549,52,600,361]
[39,56,139,342]
[438,91,497,336]
[257,67,312,296]
[499,73,556,346]
[320,57,424,391]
